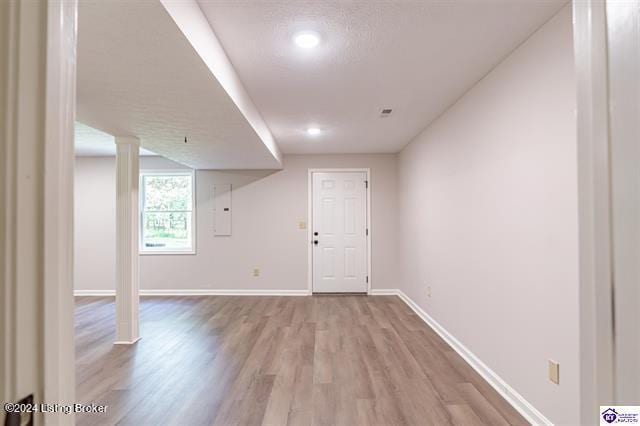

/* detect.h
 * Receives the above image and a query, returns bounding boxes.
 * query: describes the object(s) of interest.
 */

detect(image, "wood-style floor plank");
[75,295,527,426]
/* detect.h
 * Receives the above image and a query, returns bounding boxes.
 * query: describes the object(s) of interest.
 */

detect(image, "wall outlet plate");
[299,221,307,230]
[253,268,260,277]
[548,360,560,384]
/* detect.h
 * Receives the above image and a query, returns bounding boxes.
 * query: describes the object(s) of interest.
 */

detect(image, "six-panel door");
[312,172,367,293]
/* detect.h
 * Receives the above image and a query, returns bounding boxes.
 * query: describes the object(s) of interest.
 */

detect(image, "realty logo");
[602,408,618,424]
[601,406,640,425]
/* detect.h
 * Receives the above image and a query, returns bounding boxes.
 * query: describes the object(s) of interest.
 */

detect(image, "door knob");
[313,240,318,245]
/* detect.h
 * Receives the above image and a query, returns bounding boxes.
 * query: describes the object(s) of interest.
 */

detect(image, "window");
[140,171,195,254]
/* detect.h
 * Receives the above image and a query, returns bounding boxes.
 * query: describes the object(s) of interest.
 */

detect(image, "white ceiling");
[199,0,567,154]
[75,122,156,157]
[76,0,281,169]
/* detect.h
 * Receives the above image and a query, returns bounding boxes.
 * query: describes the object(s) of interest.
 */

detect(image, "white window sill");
[139,250,196,256]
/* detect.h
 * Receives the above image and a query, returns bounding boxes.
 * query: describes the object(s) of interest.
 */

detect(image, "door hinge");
[365,180,368,188]
[366,228,369,236]
[366,276,369,283]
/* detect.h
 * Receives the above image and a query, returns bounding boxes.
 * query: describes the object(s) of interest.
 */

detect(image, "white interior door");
[312,172,368,293]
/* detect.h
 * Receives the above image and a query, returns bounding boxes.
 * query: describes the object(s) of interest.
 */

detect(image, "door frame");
[307,168,371,295]
[1,0,77,424]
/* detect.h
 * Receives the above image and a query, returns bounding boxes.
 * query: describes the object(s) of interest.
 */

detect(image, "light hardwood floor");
[75,295,527,426]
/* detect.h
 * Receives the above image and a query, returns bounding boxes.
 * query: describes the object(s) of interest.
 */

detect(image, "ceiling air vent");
[380,108,393,117]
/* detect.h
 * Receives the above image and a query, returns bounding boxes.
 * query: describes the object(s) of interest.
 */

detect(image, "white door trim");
[1,0,77,424]
[573,0,616,420]
[43,0,78,422]
[307,168,371,295]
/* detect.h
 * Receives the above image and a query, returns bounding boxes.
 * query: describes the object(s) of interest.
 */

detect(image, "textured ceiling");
[199,0,567,154]
[77,0,281,169]
[75,122,156,157]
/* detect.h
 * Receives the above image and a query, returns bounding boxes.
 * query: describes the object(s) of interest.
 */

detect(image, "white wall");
[74,154,397,292]
[397,6,579,424]
[75,157,116,292]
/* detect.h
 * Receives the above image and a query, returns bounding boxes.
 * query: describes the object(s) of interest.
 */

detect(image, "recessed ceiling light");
[294,32,320,49]
[306,127,321,136]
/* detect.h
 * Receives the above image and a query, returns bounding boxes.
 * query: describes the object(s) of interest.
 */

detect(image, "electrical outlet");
[548,360,560,384]
[253,268,260,277]
[427,285,432,298]
[298,221,307,230]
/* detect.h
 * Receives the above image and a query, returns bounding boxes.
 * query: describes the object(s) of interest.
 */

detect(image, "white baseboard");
[140,289,310,296]
[113,337,141,345]
[74,289,116,296]
[369,288,401,295]
[384,288,551,426]
[74,289,311,297]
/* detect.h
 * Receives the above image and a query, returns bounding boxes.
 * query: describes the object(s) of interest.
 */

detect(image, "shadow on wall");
[195,169,280,204]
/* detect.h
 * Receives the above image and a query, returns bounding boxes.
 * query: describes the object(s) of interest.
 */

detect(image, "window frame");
[139,169,196,255]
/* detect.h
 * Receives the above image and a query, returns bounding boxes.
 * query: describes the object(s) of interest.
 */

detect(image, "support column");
[114,137,140,344]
